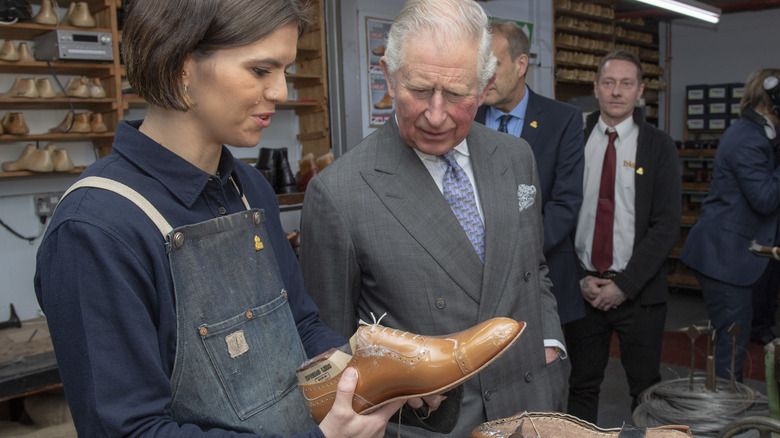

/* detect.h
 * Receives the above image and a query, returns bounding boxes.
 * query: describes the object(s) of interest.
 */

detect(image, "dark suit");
[680,114,780,380]
[300,116,566,437]
[566,108,681,422]
[476,88,585,324]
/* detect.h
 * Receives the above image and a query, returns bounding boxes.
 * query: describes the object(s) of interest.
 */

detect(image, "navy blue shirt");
[34,120,345,437]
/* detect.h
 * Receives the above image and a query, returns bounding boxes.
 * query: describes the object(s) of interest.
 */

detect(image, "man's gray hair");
[383,0,497,90]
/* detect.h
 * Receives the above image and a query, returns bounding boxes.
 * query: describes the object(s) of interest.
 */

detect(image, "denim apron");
[62,176,314,435]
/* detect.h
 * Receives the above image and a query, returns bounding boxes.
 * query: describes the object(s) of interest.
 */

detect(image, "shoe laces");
[358,312,422,340]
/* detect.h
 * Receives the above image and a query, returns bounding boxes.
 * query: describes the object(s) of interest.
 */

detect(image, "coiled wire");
[632,375,769,437]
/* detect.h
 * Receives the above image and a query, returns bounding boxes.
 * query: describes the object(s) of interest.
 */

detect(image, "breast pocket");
[199,291,306,420]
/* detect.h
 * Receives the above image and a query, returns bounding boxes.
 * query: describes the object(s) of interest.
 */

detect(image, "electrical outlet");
[34,193,63,218]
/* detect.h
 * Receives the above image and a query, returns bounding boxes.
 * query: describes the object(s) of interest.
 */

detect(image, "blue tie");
[440,151,485,262]
[498,114,512,133]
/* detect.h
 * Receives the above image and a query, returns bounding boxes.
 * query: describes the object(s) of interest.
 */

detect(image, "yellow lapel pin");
[530,121,538,128]
[254,235,264,251]
[637,167,644,175]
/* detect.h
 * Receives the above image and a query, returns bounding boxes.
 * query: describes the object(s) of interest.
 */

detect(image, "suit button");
[524,372,533,382]
[484,390,492,401]
[524,272,531,282]
[435,298,446,309]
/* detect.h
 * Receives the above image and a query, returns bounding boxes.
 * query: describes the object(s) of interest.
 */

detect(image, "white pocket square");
[517,184,536,212]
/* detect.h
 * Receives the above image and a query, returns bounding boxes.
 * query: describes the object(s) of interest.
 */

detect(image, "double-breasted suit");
[300,116,566,437]
[476,88,585,324]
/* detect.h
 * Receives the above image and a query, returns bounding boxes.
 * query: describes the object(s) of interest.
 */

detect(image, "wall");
[0,6,303,320]
[328,0,556,155]
[666,8,780,140]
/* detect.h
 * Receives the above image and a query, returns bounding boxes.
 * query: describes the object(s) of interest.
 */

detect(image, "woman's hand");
[319,367,405,438]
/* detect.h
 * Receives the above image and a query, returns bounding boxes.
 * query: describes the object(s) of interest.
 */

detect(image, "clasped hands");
[580,275,627,312]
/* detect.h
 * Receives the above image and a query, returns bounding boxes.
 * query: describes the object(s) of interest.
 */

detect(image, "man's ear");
[380,57,395,99]
[517,54,529,79]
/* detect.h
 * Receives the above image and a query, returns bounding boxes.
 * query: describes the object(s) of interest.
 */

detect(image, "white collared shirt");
[575,116,638,272]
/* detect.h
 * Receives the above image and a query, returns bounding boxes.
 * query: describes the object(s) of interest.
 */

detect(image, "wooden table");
[0,318,61,403]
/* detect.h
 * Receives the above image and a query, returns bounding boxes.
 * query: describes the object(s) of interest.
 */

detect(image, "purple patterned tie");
[440,150,485,262]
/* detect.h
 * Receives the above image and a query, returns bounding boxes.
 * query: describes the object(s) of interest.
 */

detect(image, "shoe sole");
[358,320,526,415]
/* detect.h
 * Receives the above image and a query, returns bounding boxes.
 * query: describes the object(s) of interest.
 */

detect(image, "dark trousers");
[694,270,753,382]
[564,297,666,424]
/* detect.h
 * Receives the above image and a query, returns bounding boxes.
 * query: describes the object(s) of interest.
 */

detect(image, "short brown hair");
[740,68,780,116]
[123,0,310,111]
[489,21,530,61]
[597,50,643,84]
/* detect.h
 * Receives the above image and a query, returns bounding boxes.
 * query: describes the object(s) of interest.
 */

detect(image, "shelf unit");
[553,0,666,126]
[1,0,331,207]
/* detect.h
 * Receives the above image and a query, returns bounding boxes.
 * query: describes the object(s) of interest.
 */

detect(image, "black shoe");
[275,147,298,194]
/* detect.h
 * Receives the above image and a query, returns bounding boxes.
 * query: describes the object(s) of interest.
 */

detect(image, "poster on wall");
[366,17,393,127]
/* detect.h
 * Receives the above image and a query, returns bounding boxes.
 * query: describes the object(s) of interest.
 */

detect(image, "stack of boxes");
[686,82,744,132]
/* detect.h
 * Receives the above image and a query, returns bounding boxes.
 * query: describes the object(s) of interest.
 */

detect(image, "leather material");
[470,411,694,438]
[299,317,525,424]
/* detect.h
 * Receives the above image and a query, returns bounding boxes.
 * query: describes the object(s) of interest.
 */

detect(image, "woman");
[34,0,406,436]
[680,68,780,382]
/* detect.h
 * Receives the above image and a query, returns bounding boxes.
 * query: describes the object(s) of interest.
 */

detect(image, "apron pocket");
[199,291,306,421]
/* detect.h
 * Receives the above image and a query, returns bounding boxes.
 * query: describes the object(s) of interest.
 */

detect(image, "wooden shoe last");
[298,317,525,424]
[470,411,695,438]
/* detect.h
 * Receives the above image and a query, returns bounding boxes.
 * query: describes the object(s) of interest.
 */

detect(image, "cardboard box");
[687,117,705,130]
[687,103,705,116]
[708,84,729,100]
[708,102,727,115]
[686,84,707,102]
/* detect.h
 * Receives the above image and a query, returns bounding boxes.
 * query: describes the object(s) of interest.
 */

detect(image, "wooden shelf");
[0,133,115,143]
[668,274,699,288]
[0,167,86,179]
[0,97,116,112]
[0,22,111,41]
[682,182,711,192]
[677,149,718,158]
[554,8,614,23]
[0,60,114,75]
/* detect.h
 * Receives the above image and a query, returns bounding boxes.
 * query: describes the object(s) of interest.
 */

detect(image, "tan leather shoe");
[373,92,392,109]
[0,40,20,61]
[33,0,58,25]
[90,112,108,133]
[2,112,29,135]
[18,42,35,62]
[298,317,525,424]
[50,111,74,134]
[2,144,36,172]
[470,412,695,438]
[69,2,96,28]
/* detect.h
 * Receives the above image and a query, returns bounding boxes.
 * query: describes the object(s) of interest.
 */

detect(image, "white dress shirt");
[575,116,638,272]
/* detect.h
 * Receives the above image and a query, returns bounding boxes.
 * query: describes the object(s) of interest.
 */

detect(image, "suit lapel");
[361,118,484,303]
[469,125,519,316]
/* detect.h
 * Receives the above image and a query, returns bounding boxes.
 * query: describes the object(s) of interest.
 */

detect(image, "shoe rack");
[553,0,666,126]
[0,0,122,179]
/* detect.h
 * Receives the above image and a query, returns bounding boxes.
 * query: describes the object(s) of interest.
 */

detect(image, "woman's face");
[183,24,298,148]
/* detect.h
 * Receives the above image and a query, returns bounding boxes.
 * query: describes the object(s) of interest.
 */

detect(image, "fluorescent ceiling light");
[634,0,721,23]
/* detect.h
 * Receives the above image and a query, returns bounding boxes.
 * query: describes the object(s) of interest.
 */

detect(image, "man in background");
[567,50,680,424]
[476,21,585,325]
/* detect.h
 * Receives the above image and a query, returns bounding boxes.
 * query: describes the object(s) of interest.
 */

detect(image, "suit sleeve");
[614,132,681,299]
[542,107,584,254]
[730,136,780,215]
[300,174,361,340]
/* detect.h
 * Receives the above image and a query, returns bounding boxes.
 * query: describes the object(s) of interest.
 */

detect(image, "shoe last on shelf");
[36,77,57,98]
[69,2,96,28]
[90,112,108,133]
[298,316,525,424]
[4,77,39,98]
[2,144,36,172]
[316,152,334,170]
[50,111,75,134]
[0,40,20,61]
[295,152,318,192]
[70,112,92,133]
[88,78,106,98]
[59,2,76,26]
[66,77,90,98]
[46,144,75,172]
[33,0,58,25]
[2,112,30,135]
[2,144,53,173]
[18,43,35,62]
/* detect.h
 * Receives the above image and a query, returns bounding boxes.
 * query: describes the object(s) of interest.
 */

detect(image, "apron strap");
[59,176,173,237]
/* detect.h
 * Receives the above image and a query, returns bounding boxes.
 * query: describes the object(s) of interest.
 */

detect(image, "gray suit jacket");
[300,116,565,436]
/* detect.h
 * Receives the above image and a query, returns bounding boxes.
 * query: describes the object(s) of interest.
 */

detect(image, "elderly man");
[300,0,566,436]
